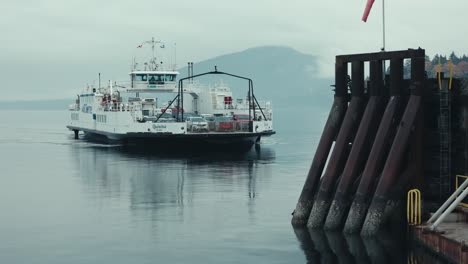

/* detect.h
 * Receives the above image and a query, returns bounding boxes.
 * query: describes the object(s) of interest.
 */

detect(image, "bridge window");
[164,75,175,81]
[135,74,147,81]
[149,74,161,81]
[149,74,162,84]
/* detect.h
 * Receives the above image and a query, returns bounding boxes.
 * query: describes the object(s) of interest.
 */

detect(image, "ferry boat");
[67,38,275,149]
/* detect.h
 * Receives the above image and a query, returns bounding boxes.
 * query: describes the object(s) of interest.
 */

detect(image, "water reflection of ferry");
[70,144,275,211]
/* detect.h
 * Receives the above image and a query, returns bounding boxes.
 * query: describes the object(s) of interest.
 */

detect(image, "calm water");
[0,108,444,263]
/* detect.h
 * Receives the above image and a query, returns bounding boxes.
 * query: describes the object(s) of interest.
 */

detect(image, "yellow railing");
[437,58,453,90]
[407,189,421,225]
[449,60,453,90]
[438,56,442,90]
[455,175,468,208]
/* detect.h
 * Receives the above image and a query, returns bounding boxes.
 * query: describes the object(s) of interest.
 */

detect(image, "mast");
[141,37,163,70]
[135,37,168,71]
[151,37,156,67]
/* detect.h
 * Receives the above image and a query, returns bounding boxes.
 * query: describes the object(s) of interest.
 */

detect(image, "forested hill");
[425,52,468,78]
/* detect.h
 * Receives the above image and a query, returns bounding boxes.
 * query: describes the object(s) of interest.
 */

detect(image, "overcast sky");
[1,0,467,100]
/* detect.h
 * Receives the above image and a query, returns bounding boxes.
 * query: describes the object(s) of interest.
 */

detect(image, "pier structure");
[292,48,468,244]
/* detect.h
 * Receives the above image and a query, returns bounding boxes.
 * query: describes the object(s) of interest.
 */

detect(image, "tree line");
[425,52,468,78]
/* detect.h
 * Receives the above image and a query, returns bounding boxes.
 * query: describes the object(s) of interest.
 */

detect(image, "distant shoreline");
[0,99,70,110]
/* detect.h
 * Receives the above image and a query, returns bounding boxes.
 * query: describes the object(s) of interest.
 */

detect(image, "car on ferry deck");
[186,116,208,132]
[201,114,216,130]
[215,116,234,132]
[232,114,251,123]
[232,114,252,131]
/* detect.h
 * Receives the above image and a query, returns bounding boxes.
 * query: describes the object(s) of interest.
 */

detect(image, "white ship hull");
[67,109,274,149]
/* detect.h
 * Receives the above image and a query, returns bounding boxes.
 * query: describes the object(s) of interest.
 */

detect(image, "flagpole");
[382,0,386,79]
[174,43,177,71]
[382,0,386,51]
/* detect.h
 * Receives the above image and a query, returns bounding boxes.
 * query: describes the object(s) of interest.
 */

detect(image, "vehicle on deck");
[232,114,251,123]
[232,114,251,131]
[215,116,234,131]
[186,117,208,132]
[157,113,176,123]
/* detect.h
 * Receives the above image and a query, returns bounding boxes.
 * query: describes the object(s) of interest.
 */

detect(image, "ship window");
[149,74,162,84]
[165,75,175,81]
[149,74,161,81]
[135,74,147,81]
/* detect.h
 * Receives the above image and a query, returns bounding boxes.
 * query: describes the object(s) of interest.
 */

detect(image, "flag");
[362,0,375,22]
[137,44,143,48]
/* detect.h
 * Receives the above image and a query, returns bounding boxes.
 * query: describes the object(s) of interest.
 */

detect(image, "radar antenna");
[137,37,165,70]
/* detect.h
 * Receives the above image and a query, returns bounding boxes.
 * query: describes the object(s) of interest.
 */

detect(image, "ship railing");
[114,81,131,89]
[99,102,136,112]
[187,121,251,133]
[132,65,178,72]
[69,104,79,111]
[215,100,272,111]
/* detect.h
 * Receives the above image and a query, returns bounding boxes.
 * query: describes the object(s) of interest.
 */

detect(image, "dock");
[411,207,468,263]
[290,48,468,262]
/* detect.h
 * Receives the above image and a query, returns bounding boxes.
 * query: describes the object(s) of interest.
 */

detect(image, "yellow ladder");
[407,189,421,225]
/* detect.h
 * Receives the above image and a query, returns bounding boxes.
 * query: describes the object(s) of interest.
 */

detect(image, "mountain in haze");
[178,46,333,108]
[0,46,334,110]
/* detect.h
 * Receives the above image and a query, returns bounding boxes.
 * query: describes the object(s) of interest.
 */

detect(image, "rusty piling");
[293,48,427,235]
[291,62,349,226]
[325,60,386,231]
[307,61,367,229]
[361,54,425,236]
[343,58,406,233]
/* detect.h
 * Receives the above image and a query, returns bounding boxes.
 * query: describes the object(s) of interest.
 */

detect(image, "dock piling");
[361,55,425,236]
[293,48,427,236]
[325,60,385,231]
[291,62,349,226]
[307,61,367,229]
[344,58,405,233]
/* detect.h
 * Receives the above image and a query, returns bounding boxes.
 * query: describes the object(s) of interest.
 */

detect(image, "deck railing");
[455,175,468,208]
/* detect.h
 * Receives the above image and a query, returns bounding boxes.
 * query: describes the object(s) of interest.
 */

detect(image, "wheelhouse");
[129,71,179,92]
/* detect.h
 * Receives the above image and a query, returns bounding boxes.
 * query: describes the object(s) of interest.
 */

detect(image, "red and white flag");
[362,0,375,22]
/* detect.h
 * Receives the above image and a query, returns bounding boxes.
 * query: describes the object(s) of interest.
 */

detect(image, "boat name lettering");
[152,124,166,129]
